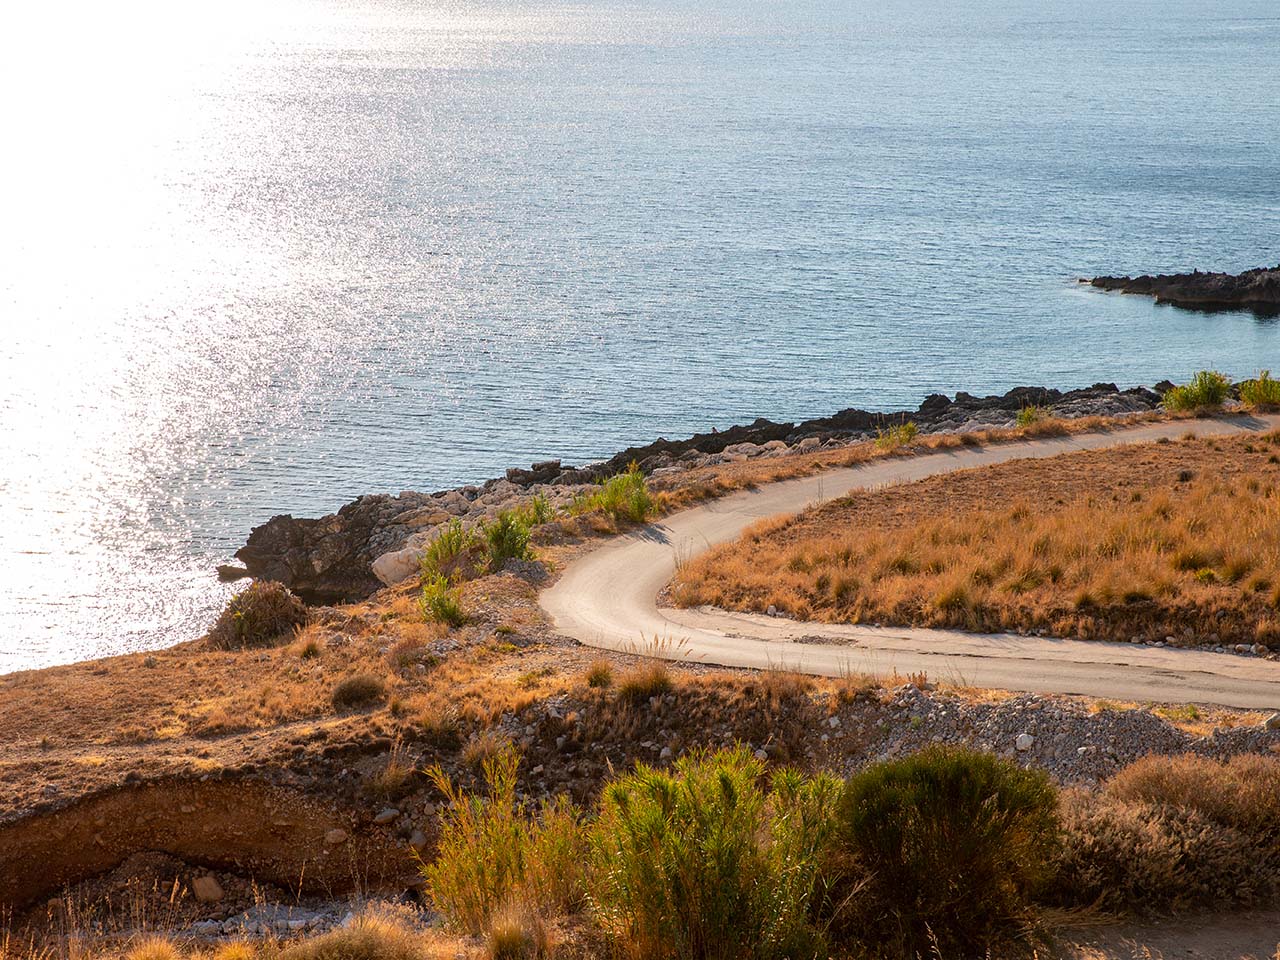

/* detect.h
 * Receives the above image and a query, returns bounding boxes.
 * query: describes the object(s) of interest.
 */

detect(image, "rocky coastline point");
[233,382,1165,604]
[1085,264,1280,313]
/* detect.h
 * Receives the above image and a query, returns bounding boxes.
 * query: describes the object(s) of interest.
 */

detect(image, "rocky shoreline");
[232,382,1165,604]
[1085,264,1280,313]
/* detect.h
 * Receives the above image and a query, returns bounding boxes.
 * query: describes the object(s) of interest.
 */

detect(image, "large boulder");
[235,492,437,603]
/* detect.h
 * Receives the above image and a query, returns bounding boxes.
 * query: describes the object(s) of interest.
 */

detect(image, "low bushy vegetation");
[591,749,839,960]
[1015,404,1050,428]
[673,433,1280,646]
[482,510,534,570]
[1241,369,1280,409]
[207,581,308,649]
[835,747,1058,957]
[420,574,465,627]
[423,749,588,935]
[571,464,657,524]
[419,519,480,580]
[874,421,918,450]
[331,672,387,710]
[1162,369,1231,411]
[419,746,1280,959]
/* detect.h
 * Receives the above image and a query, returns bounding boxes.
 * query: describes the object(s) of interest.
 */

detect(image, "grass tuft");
[331,672,387,710]
[616,662,673,705]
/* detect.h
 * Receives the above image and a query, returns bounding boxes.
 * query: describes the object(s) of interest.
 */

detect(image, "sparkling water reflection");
[2,0,1279,670]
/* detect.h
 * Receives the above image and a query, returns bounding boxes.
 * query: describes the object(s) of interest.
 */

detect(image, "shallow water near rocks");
[2,0,1279,671]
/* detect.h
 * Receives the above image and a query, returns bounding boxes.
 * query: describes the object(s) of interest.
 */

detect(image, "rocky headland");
[234,383,1164,604]
[1086,264,1280,313]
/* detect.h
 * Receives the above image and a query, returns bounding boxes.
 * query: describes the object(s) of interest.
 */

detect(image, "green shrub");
[331,672,387,710]
[483,510,533,570]
[834,746,1058,957]
[514,494,555,527]
[420,520,480,580]
[423,749,588,935]
[1240,370,1280,409]
[574,464,657,524]
[874,421,918,450]
[1016,405,1050,428]
[421,573,465,627]
[589,747,840,960]
[1162,370,1231,411]
[207,581,308,649]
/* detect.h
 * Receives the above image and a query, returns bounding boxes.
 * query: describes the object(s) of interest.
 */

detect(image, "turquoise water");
[2,0,1278,670]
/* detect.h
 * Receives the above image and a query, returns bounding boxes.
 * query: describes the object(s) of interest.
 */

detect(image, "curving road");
[542,415,1280,709]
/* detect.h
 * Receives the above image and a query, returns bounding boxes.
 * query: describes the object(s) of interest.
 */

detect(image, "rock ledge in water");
[1085,265,1280,313]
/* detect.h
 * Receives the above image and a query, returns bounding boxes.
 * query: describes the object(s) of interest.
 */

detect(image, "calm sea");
[2,0,1278,671]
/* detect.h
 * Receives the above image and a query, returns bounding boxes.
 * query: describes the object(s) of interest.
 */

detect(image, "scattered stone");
[373,808,399,825]
[409,830,428,851]
[1015,733,1035,752]
[323,828,348,846]
[191,875,224,903]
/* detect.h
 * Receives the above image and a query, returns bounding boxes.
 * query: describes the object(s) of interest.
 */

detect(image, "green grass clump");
[589,747,840,960]
[1162,370,1231,412]
[420,519,480,580]
[834,746,1059,957]
[423,749,588,935]
[207,581,308,649]
[573,463,657,524]
[420,573,466,627]
[874,421,918,450]
[1240,370,1280,409]
[482,510,534,570]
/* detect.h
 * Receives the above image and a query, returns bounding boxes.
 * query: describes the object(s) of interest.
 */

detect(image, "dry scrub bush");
[208,581,308,649]
[1052,791,1277,915]
[1105,753,1280,842]
[833,747,1058,958]
[331,672,387,710]
[675,469,1280,645]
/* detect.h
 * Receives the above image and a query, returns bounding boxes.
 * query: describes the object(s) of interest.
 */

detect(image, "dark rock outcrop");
[235,492,440,604]
[1085,265,1280,313]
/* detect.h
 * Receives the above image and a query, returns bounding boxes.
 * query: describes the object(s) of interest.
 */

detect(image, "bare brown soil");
[673,432,1280,647]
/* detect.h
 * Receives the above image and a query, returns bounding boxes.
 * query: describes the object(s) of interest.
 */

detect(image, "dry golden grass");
[673,433,1280,646]
[655,412,1164,511]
